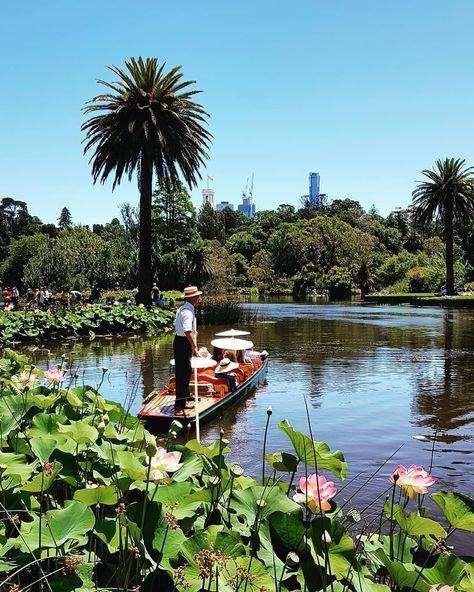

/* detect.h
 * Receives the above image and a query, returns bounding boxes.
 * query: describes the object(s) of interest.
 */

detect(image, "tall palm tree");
[82,57,211,304]
[412,158,474,295]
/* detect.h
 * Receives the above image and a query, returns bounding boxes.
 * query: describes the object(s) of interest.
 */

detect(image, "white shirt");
[174,301,196,336]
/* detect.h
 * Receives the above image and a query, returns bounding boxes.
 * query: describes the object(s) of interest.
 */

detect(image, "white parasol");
[215,328,251,337]
[170,357,217,369]
[211,337,254,350]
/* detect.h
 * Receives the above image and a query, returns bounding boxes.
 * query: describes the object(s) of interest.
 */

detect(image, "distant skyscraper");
[238,193,256,218]
[216,201,234,211]
[309,172,321,207]
[202,188,215,208]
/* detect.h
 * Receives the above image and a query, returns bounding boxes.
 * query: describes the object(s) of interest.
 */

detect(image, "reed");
[197,295,256,325]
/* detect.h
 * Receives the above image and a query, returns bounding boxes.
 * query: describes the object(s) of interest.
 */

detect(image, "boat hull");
[138,359,268,431]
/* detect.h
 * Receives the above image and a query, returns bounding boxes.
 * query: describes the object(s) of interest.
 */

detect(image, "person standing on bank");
[173,286,202,414]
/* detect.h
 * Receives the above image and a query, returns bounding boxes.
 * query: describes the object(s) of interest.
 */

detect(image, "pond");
[25,301,474,552]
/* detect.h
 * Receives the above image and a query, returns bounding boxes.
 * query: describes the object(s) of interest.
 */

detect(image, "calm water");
[25,302,474,552]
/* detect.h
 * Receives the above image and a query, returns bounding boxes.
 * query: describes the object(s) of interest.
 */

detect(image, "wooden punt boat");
[137,357,268,431]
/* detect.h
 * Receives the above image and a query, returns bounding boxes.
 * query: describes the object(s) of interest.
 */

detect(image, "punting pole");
[194,361,200,443]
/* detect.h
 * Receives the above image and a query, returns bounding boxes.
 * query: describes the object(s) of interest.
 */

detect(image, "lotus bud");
[267,406,273,416]
[97,420,106,432]
[286,552,299,567]
[220,428,224,437]
[209,476,220,487]
[170,420,183,432]
[221,438,229,447]
[145,435,158,457]
[230,464,244,477]
[392,471,399,483]
[102,413,109,425]
[256,498,267,509]
[102,367,108,373]
[322,530,332,544]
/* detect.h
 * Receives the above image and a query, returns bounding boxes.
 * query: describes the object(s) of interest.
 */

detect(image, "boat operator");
[173,286,202,414]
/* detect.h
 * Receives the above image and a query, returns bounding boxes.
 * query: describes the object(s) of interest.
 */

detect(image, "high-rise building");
[216,201,234,211]
[238,193,256,218]
[309,172,321,207]
[202,188,215,208]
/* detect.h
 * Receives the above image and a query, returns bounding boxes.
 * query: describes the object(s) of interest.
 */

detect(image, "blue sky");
[1,0,473,225]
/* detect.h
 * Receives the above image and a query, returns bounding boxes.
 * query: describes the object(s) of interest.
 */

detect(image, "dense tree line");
[1,175,474,296]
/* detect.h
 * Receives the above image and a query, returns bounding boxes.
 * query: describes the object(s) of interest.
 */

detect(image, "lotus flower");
[429,586,456,592]
[389,464,436,499]
[147,447,183,481]
[19,371,39,387]
[293,473,337,512]
[44,368,65,385]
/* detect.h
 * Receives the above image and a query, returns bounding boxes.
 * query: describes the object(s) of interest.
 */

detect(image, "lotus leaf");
[384,501,446,539]
[21,460,62,492]
[279,420,348,479]
[74,484,119,506]
[57,418,99,444]
[431,491,474,531]
[19,500,95,551]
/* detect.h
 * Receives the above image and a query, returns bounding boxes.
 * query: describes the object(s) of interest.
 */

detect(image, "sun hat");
[198,346,211,358]
[182,286,203,298]
[211,337,254,350]
[215,357,240,374]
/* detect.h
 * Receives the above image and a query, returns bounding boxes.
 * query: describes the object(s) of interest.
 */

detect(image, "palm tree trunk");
[137,153,153,306]
[445,199,455,295]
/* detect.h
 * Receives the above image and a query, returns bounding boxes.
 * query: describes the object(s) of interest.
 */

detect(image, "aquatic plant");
[0,304,175,343]
[0,349,472,591]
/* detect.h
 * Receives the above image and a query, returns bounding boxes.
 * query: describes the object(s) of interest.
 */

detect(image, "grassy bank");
[364,293,474,307]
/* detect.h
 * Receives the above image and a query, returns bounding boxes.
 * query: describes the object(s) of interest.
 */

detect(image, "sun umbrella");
[211,337,254,350]
[215,328,251,337]
[170,358,217,368]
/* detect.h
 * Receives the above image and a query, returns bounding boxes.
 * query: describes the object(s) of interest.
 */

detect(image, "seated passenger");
[236,349,245,363]
[214,357,240,390]
[223,349,238,362]
[245,348,268,361]
[212,347,224,363]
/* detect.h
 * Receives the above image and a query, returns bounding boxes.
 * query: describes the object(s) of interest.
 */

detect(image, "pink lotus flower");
[293,473,337,512]
[44,368,65,385]
[429,586,456,592]
[389,464,436,499]
[19,371,39,387]
[147,447,183,481]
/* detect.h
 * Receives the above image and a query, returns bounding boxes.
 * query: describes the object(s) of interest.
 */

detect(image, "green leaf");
[115,450,147,480]
[74,484,119,506]
[371,549,430,592]
[20,501,95,551]
[269,511,309,554]
[384,501,446,539]
[231,485,300,526]
[29,437,58,462]
[0,395,31,438]
[278,420,347,479]
[21,461,62,492]
[431,491,474,531]
[0,452,34,483]
[57,418,99,444]
[423,554,468,588]
[266,451,299,473]
[311,516,356,579]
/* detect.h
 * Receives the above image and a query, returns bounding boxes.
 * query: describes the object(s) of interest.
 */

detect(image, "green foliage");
[0,305,174,343]
[0,350,472,591]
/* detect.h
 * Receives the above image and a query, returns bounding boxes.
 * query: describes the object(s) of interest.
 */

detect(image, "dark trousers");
[173,336,192,410]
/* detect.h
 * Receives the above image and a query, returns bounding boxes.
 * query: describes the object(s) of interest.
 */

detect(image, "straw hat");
[183,286,202,298]
[198,346,211,358]
[215,357,240,374]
